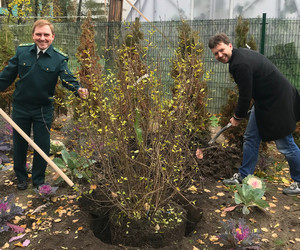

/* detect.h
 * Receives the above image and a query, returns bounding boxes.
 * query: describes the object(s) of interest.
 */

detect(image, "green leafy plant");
[53,149,95,181]
[235,175,269,215]
[50,139,66,156]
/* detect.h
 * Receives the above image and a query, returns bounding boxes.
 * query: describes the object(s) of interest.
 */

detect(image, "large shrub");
[73,19,209,225]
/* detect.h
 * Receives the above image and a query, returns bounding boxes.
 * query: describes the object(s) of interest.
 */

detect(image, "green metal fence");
[4,16,300,114]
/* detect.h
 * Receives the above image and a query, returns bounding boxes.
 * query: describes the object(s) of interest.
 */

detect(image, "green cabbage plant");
[235,175,269,215]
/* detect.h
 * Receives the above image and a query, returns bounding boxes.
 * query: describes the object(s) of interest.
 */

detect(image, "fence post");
[260,13,267,55]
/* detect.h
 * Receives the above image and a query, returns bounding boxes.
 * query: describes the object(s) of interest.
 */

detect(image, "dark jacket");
[229,48,300,141]
[0,43,80,108]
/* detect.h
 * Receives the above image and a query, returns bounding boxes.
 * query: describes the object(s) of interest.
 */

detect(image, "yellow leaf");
[2,243,10,249]
[203,189,211,193]
[209,235,219,242]
[274,223,280,228]
[188,185,198,193]
[217,192,225,196]
[261,227,269,232]
[14,242,23,247]
[196,239,205,245]
[281,177,290,184]
[54,219,62,223]
[284,206,290,210]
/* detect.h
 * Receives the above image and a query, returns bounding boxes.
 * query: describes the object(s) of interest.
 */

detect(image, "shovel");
[208,122,232,145]
[196,122,232,159]
[0,108,74,187]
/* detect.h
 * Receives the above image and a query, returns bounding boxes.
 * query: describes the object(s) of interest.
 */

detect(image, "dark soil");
[0,127,299,250]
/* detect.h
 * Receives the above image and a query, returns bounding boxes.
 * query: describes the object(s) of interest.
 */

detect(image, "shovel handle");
[0,108,74,187]
[208,123,232,145]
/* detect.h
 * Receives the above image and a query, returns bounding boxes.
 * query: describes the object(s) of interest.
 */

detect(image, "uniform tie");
[37,51,43,59]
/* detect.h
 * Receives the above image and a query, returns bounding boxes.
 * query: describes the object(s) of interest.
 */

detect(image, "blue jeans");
[239,107,300,182]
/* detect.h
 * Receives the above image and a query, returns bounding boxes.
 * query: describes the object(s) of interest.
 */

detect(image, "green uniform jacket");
[0,43,80,108]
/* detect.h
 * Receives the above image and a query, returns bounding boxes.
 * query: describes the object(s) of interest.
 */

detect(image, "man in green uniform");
[0,19,88,190]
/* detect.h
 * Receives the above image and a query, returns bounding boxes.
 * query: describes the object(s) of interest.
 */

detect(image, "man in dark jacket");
[208,33,300,196]
[0,20,88,190]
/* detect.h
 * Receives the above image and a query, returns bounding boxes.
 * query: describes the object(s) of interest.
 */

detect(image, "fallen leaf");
[196,239,205,245]
[209,196,218,200]
[188,185,198,193]
[193,246,200,250]
[281,177,290,184]
[249,218,257,223]
[13,216,22,224]
[90,184,97,190]
[216,192,225,196]
[111,192,118,198]
[14,242,23,247]
[261,238,269,243]
[54,219,62,223]
[6,223,25,233]
[284,206,290,210]
[272,233,278,238]
[261,227,268,232]
[269,203,276,208]
[203,189,211,193]
[78,226,83,231]
[9,234,26,243]
[22,239,30,247]
[289,240,295,244]
[224,206,238,212]
[209,235,219,242]
[295,238,300,242]
[2,243,10,249]
[154,224,160,231]
[72,219,79,223]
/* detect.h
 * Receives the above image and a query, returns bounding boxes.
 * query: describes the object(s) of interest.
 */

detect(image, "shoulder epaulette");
[54,47,68,57]
[19,43,34,47]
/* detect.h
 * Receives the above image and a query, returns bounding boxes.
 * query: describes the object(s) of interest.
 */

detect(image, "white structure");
[124,0,300,21]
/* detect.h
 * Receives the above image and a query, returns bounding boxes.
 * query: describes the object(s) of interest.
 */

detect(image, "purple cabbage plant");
[0,194,23,232]
[218,218,261,249]
[34,184,58,200]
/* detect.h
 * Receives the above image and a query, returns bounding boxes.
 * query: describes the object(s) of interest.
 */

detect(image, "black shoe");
[223,173,243,186]
[33,182,45,190]
[17,180,28,190]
